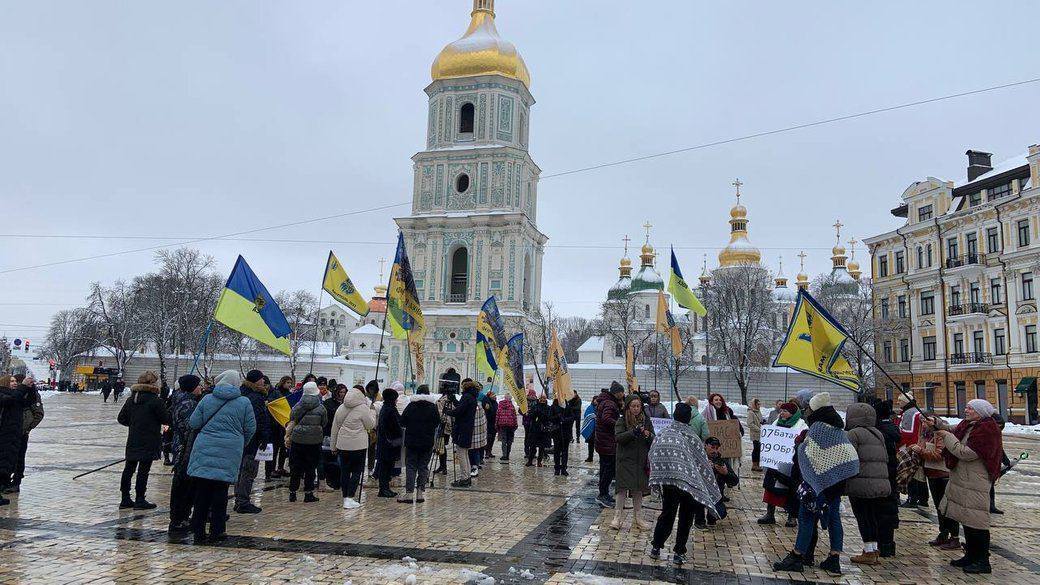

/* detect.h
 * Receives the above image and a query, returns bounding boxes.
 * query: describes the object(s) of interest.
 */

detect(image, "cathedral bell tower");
[392,0,548,386]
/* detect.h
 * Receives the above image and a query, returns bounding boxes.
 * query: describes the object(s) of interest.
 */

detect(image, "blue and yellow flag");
[655,290,683,358]
[323,251,370,317]
[773,289,860,392]
[214,256,292,355]
[267,388,303,427]
[500,333,527,415]
[475,296,507,383]
[669,248,707,317]
[545,326,573,404]
[386,232,425,340]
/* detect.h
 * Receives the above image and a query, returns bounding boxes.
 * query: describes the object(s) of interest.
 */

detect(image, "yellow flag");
[656,291,684,358]
[625,341,639,393]
[322,251,370,317]
[773,290,860,391]
[546,327,574,404]
[408,328,425,381]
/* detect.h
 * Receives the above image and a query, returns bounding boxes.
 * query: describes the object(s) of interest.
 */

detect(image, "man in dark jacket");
[871,398,901,557]
[568,394,583,443]
[441,367,461,395]
[117,372,170,510]
[550,398,575,476]
[234,370,270,514]
[0,375,29,505]
[398,385,441,502]
[444,380,478,488]
[375,387,402,498]
[706,436,739,520]
[594,382,625,507]
[8,376,44,494]
[482,390,498,460]
[168,374,203,531]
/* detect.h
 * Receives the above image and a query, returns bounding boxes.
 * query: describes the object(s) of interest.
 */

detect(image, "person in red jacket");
[595,382,626,508]
[495,394,519,462]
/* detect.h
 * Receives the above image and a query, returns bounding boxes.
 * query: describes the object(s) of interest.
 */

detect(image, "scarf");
[945,417,1002,482]
[649,422,722,519]
[797,421,860,495]
[777,409,802,429]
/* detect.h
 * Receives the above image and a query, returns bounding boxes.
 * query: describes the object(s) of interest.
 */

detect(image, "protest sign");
[650,417,673,437]
[707,419,742,459]
[759,424,799,474]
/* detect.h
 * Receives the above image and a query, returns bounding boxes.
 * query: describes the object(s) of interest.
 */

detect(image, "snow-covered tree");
[0,336,11,374]
[86,281,147,377]
[39,308,96,381]
[275,289,318,381]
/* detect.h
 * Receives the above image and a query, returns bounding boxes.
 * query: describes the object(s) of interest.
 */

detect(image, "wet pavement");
[1,393,1039,584]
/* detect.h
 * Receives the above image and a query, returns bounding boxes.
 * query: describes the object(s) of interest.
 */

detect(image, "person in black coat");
[871,398,901,557]
[568,395,583,443]
[168,374,203,531]
[0,375,29,505]
[375,387,402,498]
[441,367,461,395]
[482,390,498,459]
[398,385,441,502]
[549,398,576,475]
[101,379,112,403]
[234,370,271,514]
[526,396,552,467]
[117,372,170,510]
[266,376,293,479]
[113,379,125,402]
[444,380,478,487]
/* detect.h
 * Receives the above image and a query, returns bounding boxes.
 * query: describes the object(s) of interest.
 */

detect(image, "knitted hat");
[809,392,831,411]
[390,380,405,392]
[967,398,996,418]
[302,381,320,396]
[779,401,797,414]
[673,402,692,424]
[245,369,264,384]
[610,381,625,395]
[177,374,201,393]
[214,370,241,388]
[793,389,815,410]
[382,387,399,404]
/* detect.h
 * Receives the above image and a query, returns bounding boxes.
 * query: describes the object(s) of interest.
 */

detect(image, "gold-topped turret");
[796,251,810,290]
[619,234,633,278]
[847,237,862,280]
[831,220,848,270]
[431,0,532,88]
[718,179,762,268]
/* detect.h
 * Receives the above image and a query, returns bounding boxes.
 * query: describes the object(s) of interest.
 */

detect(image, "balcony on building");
[945,253,984,270]
[948,302,990,317]
[949,351,993,365]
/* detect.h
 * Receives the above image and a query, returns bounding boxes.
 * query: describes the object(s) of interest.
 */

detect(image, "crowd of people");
[15,365,1004,576]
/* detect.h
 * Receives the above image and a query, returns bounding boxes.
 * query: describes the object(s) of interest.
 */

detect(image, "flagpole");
[841,332,915,404]
[189,318,215,376]
[309,289,323,375]
[654,331,659,394]
[373,253,396,386]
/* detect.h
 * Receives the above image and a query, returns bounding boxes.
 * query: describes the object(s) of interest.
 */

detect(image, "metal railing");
[945,253,984,269]
[948,302,990,316]
[446,292,467,303]
[949,352,993,365]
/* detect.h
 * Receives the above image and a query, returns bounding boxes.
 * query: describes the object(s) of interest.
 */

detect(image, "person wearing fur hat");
[117,371,170,510]
[932,398,1003,574]
[286,381,328,503]
[398,385,440,503]
[168,374,203,532]
[187,370,256,544]
[234,370,271,514]
[375,385,403,498]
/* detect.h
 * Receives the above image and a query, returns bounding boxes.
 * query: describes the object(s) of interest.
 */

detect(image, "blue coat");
[187,384,256,483]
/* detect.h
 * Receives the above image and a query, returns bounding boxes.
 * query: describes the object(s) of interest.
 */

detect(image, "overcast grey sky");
[2,0,1038,343]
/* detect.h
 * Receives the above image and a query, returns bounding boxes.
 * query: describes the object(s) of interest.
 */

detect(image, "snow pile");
[458,569,495,584]
[374,559,493,584]
[561,572,628,585]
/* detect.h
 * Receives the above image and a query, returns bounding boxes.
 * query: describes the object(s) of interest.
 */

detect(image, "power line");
[2,76,1036,276]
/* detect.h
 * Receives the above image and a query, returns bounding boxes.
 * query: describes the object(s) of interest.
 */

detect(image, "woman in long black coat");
[375,387,402,498]
[117,371,171,510]
[0,375,27,503]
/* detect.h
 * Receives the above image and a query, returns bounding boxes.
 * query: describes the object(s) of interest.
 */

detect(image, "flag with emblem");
[668,248,707,317]
[655,290,684,358]
[475,296,507,383]
[773,289,860,391]
[545,326,574,404]
[213,255,292,355]
[500,333,527,414]
[322,251,370,317]
[386,232,425,340]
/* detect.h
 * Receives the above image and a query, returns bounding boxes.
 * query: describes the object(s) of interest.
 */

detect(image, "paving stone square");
[1,393,1038,584]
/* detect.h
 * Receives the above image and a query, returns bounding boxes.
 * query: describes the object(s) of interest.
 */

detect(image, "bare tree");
[0,336,11,374]
[276,289,318,381]
[154,248,221,378]
[86,281,146,376]
[133,273,177,385]
[511,301,560,393]
[557,316,599,364]
[648,316,703,400]
[39,308,97,381]
[599,293,654,372]
[703,263,777,404]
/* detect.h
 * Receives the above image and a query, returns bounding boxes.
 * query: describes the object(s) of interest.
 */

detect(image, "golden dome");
[832,244,846,256]
[730,204,747,219]
[431,1,531,88]
[620,256,632,268]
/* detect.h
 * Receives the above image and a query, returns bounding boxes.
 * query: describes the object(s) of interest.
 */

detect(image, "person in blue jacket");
[187,370,256,544]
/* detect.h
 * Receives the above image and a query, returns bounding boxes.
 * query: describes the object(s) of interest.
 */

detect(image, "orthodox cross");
[378,257,387,282]
[833,220,844,245]
[777,255,784,273]
[797,251,807,272]
[643,221,652,244]
[622,234,631,257]
[732,178,743,203]
[848,236,858,259]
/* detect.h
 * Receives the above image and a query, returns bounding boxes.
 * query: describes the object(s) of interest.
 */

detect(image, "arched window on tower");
[449,247,468,303]
[459,103,475,135]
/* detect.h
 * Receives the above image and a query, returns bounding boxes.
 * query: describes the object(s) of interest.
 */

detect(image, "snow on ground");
[559,573,630,585]
[372,559,495,584]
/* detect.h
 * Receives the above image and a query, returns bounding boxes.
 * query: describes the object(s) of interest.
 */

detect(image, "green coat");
[688,410,710,440]
[614,415,654,492]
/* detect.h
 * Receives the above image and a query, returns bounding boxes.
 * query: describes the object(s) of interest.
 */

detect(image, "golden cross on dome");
[378,257,387,282]
[848,236,858,259]
[732,178,743,202]
[778,255,784,272]
[622,234,631,257]
[702,254,708,271]
[798,251,807,271]
[833,220,844,244]
[643,221,653,244]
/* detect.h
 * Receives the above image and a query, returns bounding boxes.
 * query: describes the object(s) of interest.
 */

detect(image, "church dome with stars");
[431,0,532,88]
[718,180,762,268]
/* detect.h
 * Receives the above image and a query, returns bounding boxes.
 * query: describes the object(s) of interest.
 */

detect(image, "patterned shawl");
[649,421,722,519]
[797,421,860,494]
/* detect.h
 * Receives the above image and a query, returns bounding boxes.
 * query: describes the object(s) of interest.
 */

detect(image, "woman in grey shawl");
[648,403,721,565]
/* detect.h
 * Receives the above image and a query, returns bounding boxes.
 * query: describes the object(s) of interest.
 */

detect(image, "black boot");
[757,505,776,525]
[303,492,319,503]
[963,559,992,574]
[950,555,973,568]
[119,494,135,509]
[772,551,803,572]
[878,542,896,558]
[819,554,841,575]
[133,497,157,510]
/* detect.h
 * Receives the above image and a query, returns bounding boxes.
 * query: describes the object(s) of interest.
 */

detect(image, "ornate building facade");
[865,144,1040,423]
[389,0,548,386]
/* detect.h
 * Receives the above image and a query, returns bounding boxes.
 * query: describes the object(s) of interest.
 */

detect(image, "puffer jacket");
[21,386,44,434]
[331,388,376,452]
[399,394,440,451]
[687,408,710,440]
[594,390,620,456]
[937,417,1000,530]
[117,383,171,462]
[495,398,518,431]
[187,384,256,483]
[747,407,763,442]
[289,394,328,445]
[445,387,477,448]
[845,403,892,499]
